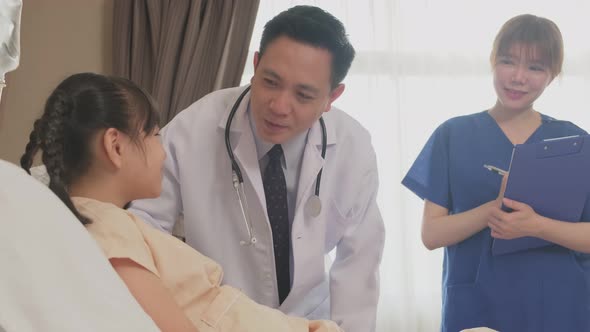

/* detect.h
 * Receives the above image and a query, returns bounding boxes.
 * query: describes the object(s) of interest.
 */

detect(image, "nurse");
[402,14,590,332]
[130,5,385,332]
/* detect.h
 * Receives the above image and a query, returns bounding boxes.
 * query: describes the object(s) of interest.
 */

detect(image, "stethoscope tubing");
[225,85,327,245]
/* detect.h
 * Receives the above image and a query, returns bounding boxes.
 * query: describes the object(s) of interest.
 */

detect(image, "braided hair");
[20,73,160,224]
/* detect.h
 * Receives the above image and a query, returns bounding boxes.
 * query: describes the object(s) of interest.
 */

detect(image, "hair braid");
[40,92,91,224]
[20,118,43,173]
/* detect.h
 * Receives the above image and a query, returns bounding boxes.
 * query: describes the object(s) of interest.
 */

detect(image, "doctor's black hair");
[258,5,355,88]
[20,72,160,224]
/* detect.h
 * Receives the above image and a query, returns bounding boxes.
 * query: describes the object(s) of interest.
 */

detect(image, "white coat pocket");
[323,198,354,252]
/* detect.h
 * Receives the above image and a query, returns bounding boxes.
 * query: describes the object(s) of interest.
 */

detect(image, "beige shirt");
[74,197,342,332]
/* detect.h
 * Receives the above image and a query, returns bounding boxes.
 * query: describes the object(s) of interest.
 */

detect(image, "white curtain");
[241,1,590,330]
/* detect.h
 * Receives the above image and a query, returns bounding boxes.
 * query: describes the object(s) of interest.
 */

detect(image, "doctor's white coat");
[130,86,385,332]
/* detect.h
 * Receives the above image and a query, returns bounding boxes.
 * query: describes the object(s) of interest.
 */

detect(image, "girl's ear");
[102,128,124,169]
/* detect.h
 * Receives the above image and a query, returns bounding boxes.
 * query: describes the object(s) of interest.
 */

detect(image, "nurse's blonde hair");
[490,14,564,79]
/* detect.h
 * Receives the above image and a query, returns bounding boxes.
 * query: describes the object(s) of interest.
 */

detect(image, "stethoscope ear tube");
[315,117,327,197]
[225,85,252,183]
[226,85,257,245]
[306,117,327,218]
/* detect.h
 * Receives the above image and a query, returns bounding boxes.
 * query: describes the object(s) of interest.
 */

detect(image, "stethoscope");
[224,85,327,246]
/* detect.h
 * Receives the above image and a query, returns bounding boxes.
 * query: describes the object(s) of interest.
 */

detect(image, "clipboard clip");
[536,135,583,159]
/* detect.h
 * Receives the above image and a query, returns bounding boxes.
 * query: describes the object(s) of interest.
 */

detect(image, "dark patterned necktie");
[263,144,291,304]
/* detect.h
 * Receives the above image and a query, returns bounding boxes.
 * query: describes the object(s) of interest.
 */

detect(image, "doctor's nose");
[269,91,292,115]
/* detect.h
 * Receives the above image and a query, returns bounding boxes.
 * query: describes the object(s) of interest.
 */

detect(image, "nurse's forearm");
[422,200,497,250]
[535,217,590,253]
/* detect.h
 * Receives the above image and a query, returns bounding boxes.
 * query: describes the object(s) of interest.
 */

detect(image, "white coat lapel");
[218,87,267,215]
[233,121,266,213]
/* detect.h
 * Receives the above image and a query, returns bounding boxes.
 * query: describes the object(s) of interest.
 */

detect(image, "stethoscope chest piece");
[305,195,322,218]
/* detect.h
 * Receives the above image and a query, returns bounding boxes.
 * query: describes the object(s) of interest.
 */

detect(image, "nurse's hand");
[487,198,543,239]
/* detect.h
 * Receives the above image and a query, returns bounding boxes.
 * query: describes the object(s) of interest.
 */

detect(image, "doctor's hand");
[488,198,544,240]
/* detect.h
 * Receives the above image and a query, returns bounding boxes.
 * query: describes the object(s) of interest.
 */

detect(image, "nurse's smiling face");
[492,43,553,113]
[249,36,344,144]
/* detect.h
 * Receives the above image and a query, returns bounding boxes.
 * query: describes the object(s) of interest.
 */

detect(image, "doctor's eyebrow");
[260,69,284,83]
[260,69,320,94]
[295,83,319,95]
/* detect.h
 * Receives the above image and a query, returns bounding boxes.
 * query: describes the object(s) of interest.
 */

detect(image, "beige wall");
[0,0,114,164]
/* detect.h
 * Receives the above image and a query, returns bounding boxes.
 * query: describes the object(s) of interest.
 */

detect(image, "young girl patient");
[20,73,342,332]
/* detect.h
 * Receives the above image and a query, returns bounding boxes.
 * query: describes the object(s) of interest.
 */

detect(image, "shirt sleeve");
[83,205,159,277]
[330,166,384,332]
[401,122,452,209]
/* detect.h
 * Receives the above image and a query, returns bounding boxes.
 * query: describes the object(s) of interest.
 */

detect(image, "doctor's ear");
[325,84,345,112]
[102,128,124,169]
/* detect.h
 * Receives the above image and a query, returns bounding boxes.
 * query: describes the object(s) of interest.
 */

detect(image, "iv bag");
[0,0,22,85]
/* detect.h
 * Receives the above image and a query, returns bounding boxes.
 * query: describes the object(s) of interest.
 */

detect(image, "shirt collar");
[247,105,309,170]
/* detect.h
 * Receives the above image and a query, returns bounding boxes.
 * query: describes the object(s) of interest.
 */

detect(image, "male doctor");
[131,5,385,332]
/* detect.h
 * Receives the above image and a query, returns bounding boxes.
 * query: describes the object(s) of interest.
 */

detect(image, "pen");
[483,164,508,176]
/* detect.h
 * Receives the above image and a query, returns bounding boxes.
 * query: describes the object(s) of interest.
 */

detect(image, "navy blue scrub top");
[402,111,590,332]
